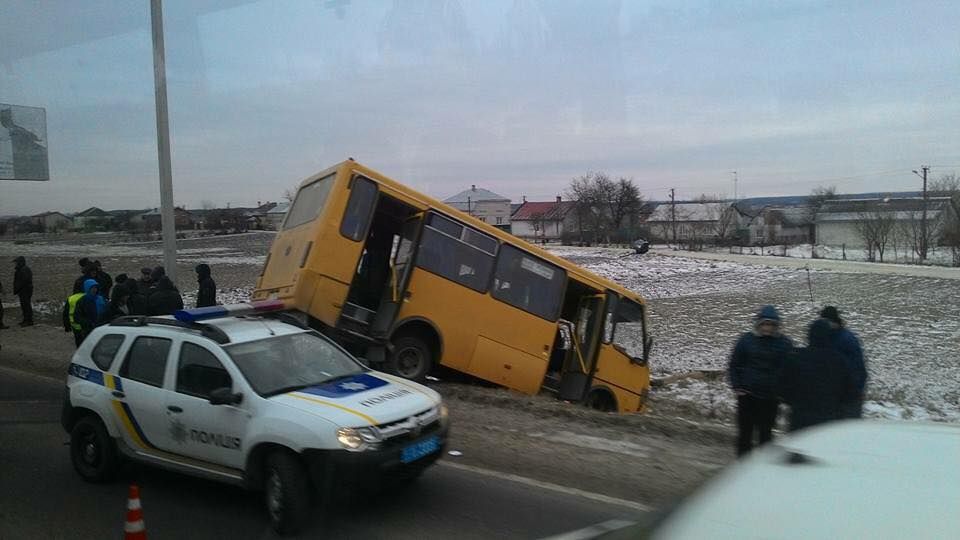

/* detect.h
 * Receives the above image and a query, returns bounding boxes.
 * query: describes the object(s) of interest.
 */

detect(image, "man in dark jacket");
[148,276,184,316]
[820,306,866,418]
[779,318,855,432]
[12,256,33,326]
[195,263,217,308]
[75,279,107,341]
[127,277,149,316]
[728,305,794,456]
[93,260,113,300]
[73,263,97,294]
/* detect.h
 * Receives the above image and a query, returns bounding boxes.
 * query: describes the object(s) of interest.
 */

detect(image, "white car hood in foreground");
[269,371,440,427]
[655,420,960,540]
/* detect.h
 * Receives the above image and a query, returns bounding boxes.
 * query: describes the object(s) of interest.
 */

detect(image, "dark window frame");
[91,334,126,371]
[175,342,233,399]
[415,226,496,293]
[119,336,172,388]
[339,175,379,241]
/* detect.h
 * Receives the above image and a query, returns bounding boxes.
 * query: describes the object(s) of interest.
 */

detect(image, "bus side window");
[283,174,335,230]
[491,245,565,320]
[340,176,378,241]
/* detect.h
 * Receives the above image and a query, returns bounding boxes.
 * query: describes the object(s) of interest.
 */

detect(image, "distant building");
[30,211,72,231]
[510,197,577,241]
[141,207,196,231]
[748,206,815,244]
[816,197,959,248]
[444,185,512,230]
[645,202,732,243]
[72,207,113,230]
[265,202,290,230]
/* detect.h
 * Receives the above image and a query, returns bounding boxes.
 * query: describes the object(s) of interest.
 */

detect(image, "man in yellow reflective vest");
[62,291,84,347]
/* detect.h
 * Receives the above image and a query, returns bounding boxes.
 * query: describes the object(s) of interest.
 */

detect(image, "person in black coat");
[779,318,855,432]
[195,263,217,308]
[728,305,794,456]
[73,258,93,294]
[148,276,184,316]
[12,256,34,326]
[93,260,113,300]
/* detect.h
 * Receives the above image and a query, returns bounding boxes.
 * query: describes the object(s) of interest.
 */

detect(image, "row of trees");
[564,172,645,243]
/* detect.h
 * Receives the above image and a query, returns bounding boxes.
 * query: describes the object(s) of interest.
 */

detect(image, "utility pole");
[669,188,677,246]
[913,165,930,261]
[731,171,738,202]
[150,0,177,283]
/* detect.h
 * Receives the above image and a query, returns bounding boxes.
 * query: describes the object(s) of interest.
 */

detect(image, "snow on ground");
[549,247,960,424]
[702,243,957,267]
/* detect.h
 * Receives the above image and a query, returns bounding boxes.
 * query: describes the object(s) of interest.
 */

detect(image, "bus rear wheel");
[389,335,433,382]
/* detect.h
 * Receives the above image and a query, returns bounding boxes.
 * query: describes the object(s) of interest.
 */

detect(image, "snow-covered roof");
[647,202,727,223]
[816,197,955,223]
[444,186,510,204]
[267,202,289,215]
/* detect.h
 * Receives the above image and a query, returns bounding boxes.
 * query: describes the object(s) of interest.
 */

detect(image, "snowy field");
[703,243,958,267]
[550,247,960,424]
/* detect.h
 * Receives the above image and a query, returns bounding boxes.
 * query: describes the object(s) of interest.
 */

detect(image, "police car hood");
[269,372,440,426]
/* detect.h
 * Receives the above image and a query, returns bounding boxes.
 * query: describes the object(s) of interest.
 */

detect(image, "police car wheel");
[70,415,118,483]
[264,451,311,535]
[389,336,432,382]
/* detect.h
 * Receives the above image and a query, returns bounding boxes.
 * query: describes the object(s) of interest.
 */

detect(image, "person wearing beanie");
[820,306,867,418]
[728,305,794,456]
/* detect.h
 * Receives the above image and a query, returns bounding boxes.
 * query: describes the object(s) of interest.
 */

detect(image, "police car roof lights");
[174,300,287,323]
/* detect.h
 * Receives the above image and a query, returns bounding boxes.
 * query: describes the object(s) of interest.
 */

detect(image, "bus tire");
[389,335,433,382]
[585,389,617,413]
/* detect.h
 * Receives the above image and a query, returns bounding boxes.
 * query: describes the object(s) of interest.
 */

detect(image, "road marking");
[438,461,653,513]
[539,519,639,540]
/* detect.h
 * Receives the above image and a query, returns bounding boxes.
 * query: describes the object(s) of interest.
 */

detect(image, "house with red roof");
[511,196,578,242]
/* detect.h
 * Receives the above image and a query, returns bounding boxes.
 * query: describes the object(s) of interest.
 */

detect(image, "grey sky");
[1,0,958,215]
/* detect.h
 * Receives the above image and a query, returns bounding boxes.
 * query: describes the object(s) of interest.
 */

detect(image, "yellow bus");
[253,160,652,413]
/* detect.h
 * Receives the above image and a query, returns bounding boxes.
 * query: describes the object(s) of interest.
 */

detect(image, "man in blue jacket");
[74,279,107,342]
[729,305,794,456]
[820,306,866,418]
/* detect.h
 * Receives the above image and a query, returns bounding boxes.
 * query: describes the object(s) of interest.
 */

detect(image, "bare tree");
[609,177,644,233]
[283,185,299,203]
[808,185,838,209]
[932,173,960,265]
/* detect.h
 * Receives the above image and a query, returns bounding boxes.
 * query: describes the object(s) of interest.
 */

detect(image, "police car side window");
[91,334,125,371]
[120,336,172,388]
[177,342,232,398]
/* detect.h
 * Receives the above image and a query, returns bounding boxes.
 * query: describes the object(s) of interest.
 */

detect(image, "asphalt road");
[0,366,645,539]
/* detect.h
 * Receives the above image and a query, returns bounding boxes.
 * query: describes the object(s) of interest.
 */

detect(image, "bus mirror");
[643,336,654,363]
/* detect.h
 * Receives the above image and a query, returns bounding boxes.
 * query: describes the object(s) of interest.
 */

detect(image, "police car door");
[113,335,176,453]
[164,338,249,469]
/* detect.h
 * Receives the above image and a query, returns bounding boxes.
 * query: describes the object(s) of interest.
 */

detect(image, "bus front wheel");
[585,389,617,413]
[389,335,433,382]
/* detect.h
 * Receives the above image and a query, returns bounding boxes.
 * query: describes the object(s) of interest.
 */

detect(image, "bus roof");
[294,159,646,306]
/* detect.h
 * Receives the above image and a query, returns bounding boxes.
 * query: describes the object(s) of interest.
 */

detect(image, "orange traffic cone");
[124,484,147,540]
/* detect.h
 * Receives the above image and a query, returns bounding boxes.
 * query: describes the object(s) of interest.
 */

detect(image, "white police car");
[61,301,449,534]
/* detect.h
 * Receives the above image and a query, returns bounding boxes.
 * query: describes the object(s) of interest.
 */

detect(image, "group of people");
[729,304,866,456]
[60,258,218,346]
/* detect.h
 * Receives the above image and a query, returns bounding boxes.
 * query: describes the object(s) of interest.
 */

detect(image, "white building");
[510,198,577,241]
[444,185,512,229]
[816,197,959,248]
[645,202,732,242]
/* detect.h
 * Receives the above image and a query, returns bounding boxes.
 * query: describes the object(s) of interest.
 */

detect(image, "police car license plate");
[400,435,440,464]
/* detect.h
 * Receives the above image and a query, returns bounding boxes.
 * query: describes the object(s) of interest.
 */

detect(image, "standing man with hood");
[778,318,854,431]
[728,305,794,456]
[12,256,33,326]
[74,279,107,341]
[195,264,217,308]
[820,306,866,418]
[148,276,184,316]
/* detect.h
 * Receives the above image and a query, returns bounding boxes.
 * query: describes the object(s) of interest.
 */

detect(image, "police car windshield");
[225,332,365,397]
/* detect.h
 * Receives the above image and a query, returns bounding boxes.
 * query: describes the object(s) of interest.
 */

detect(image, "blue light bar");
[173,300,287,322]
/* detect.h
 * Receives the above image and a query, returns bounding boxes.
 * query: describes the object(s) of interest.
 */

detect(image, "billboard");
[0,103,49,181]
